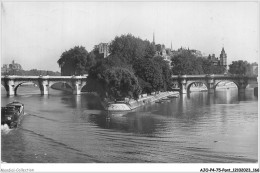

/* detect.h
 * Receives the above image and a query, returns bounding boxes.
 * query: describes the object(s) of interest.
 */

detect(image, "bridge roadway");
[1,74,258,96]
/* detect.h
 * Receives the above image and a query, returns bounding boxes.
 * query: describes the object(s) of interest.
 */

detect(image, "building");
[208,47,227,70]
[155,44,167,57]
[1,60,23,74]
[219,47,227,68]
[94,43,109,58]
[208,54,219,66]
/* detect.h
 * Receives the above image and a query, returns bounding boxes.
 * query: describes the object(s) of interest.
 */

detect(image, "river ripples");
[1,86,258,163]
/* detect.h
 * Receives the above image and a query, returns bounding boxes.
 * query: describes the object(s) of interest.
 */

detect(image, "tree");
[171,50,226,75]
[109,34,156,64]
[254,66,258,75]
[152,56,172,91]
[104,67,141,100]
[133,58,164,93]
[171,50,203,75]
[228,60,250,75]
[85,57,140,100]
[200,58,226,74]
[57,46,88,76]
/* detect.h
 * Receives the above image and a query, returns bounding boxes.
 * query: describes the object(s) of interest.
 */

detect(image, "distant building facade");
[151,33,227,71]
[94,43,109,58]
[208,47,227,70]
[1,60,23,74]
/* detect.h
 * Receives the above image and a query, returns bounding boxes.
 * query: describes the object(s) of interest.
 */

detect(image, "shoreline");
[107,91,179,111]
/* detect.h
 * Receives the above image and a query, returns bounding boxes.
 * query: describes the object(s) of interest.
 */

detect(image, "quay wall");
[50,83,180,111]
[108,91,179,111]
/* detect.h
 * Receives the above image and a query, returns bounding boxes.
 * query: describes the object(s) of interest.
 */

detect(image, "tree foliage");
[171,50,226,75]
[133,58,164,93]
[86,57,140,100]
[57,46,88,75]
[2,69,60,76]
[171,50,204,75]
[109,34,156,64]
[152,56,172,91]
[229,60,258,76]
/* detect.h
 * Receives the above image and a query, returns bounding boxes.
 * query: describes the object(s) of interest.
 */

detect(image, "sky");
[1,1,259,72]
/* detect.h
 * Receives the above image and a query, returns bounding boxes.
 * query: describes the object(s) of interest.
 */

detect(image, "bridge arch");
[1,83,8,95]
[186,80,209,93]
[48,81,74,93]
[214,80,239,90]
[14,81,39,95]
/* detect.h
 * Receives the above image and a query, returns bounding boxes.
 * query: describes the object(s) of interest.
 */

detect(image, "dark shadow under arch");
[187,81,208,93]
[49,82,73,92]
[14,82,39,95]
[214,80,239,89]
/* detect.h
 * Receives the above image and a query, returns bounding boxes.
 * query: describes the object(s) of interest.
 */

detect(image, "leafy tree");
[200,58,226,74]
[152,56,172,91]
[137,77,153,94]
[57,46,88,76]
[133,58,163,93]
[228,60,250,75]
[171,50,203,75]
[86,57,140,100]
[109,34,156,64]
[86,52,97,72]
[254,66,258,75]
[171,50,226,75]
[104,67,141,100]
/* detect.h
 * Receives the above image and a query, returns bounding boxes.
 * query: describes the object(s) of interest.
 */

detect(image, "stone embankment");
[107,91,179,111]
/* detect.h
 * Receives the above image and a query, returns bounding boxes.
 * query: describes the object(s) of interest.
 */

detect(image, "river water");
[1,85,258,163]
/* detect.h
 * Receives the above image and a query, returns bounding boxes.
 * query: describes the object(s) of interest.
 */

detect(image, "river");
[1,85,258,163]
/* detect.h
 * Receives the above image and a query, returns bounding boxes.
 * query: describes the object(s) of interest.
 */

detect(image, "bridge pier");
[207,78,215,94]
[72,84,82,95]
[180,77,187,94]
[38,76,49,95]
[238,87,246,93]
[2,78,16,96]
[71,76,85,95]
[5,84,15,96]
[237,79,248,93]
[39,83,49,95]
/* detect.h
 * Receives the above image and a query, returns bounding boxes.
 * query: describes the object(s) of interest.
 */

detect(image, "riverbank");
[107,91,179,111]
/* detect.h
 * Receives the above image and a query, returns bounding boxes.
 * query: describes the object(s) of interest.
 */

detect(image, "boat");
[1,101,24,128]
[161,97,170,101]
[167,95,179,98]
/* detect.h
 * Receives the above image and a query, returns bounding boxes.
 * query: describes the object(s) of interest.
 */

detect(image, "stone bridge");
[1,75,88,96]
[1,74,258,96]
[171,74,258,94]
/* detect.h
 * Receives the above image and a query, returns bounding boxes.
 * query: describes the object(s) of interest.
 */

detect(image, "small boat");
[167,95,179,98]
[161,97,170,101]
[1,101,24,128]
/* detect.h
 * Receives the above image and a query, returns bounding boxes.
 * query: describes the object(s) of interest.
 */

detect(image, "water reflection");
[1,87,258,163]
[85,88,257,138]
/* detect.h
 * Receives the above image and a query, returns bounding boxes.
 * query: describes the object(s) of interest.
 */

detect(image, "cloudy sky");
[1,1,259,71]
